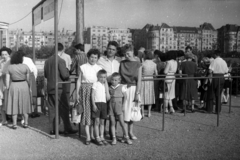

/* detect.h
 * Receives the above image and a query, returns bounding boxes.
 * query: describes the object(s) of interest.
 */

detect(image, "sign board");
[33,5,42,26]
[43,0,54,21]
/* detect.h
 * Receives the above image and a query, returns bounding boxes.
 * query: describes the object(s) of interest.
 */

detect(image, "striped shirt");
[70,52,88,76]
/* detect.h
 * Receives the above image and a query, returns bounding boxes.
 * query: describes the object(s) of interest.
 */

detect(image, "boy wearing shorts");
[109,72,132,145]
[92,69,110,146]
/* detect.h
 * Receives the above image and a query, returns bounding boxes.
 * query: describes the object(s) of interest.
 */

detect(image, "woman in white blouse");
[76,49,102,145]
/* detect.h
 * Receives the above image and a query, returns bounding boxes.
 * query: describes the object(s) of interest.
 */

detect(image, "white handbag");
[130,102,142,122]
[72,108,81,124]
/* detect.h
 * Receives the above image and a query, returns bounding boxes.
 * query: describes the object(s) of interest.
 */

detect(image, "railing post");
[162,79,165,131]
[217,77,220,127]
[229,77,232,113]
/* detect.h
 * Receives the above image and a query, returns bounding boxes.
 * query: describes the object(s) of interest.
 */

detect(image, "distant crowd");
[0,41,231,146]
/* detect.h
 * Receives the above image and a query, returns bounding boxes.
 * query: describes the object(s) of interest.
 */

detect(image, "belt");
[12,80,26,82]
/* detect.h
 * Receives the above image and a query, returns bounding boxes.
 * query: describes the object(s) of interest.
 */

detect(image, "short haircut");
[74,43,84,52]
[122,44,134,53]
[107,41,118,49]
[111,72,121,79]
[185,46,192,51]
[0,47,12,56]
[144,50,153,60]
[97,69,107,77]
[87,48,101,59]
[57,43,64,51]
[10,50,24,64]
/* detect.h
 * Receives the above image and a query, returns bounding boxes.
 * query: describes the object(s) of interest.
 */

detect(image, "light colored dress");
[119,60,141,122]
[141,60,156,105]
[6,64,32,115]
[164,60,178,100]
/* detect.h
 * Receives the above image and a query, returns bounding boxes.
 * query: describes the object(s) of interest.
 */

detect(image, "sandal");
[95,138,103,146]
[85,140,91,145]
[12,125,17,130]
[23,124,29,128]
[101,139,108,145]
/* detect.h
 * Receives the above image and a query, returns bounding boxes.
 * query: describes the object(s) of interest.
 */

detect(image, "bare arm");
[91,89,98,112]
[154,64,158,76]
[105,80,110,101]
[76,69,82,101]
[6,73,10,89]
[134,66,142,102]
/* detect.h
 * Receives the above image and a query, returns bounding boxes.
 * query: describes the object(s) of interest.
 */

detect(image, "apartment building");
[218,24,240,53]
[131,22,217,53]
[6,29,75,50]
[0,21,9,48]
[84,26,132,52]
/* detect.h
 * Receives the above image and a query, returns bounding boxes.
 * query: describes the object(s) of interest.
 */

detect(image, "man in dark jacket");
[44,43,77,135]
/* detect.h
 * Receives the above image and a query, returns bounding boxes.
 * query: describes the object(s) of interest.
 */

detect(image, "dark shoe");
[49,130,65,135]
[181,110,186,113]
[64,129,78,135]
[101,139,108,146]
[95,139,103,146]
[23,124,29,128]
[191,109,195,113]
[12,125,17,130]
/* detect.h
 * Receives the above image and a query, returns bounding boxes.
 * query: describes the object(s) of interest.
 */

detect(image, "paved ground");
[1,97,240,160]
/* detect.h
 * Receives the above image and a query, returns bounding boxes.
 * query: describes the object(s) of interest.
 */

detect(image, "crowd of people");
[0,41,232,146]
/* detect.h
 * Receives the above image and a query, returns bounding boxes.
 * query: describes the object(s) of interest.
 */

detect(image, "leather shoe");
[64,129,78,135]
[50,130,65,135]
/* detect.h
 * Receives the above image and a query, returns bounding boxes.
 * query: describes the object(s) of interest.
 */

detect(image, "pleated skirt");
[6,81,32,115]
[141,80,155,105]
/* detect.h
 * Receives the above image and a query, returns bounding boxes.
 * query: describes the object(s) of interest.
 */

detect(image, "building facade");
[84,26,132,53]
[131,22,218,53]
[218,24,240,53]
[7,29,75,50]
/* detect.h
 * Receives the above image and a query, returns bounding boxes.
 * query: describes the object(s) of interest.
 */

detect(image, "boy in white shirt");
[91,69,110,146]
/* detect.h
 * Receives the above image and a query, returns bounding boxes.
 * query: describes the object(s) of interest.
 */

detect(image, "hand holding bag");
[130,102,142,122]
[71,100,82,124]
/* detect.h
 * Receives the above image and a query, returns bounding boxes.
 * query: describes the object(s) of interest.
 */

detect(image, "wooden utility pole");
[76,0,84,44]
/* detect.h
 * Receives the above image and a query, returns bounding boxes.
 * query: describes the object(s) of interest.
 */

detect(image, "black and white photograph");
[0,0,240,159]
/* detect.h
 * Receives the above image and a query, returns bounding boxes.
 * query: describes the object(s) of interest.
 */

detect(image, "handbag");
[130,102,142,122]
[71,100,82,124]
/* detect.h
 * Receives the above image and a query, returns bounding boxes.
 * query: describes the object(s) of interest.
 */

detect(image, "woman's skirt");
[79,83,93,126]
[165,75,176,100]
[6,81,32,115]
[141,80,155,105]
[180,79,198,101]
[123,85,137,122]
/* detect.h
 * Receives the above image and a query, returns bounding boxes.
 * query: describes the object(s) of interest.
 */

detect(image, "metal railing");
[142,75,240,131]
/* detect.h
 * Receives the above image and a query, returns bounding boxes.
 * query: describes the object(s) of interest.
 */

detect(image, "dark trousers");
[212,75,225,113]
[48,93,72,132]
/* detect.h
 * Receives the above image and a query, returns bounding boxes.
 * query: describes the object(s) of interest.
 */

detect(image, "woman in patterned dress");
[141,50,158,117]
[76,49,102,145]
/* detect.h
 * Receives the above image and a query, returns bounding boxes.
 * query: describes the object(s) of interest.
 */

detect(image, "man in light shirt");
[209,50,229,113]
[23,54,38,118]
[97,41,120,82]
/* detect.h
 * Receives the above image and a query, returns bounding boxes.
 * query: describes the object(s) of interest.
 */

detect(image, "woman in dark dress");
[180,53,198,112]
[6,51,32,129]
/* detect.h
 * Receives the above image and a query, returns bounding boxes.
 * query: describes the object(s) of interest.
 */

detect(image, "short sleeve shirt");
[92,81,106,103]
[80,63,102,83]
[209,57,228,74]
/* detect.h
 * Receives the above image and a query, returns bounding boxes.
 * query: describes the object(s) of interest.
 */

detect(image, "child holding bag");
[109,73,132,145]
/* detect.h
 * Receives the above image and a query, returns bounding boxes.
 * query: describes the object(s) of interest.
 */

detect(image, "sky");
[0,0,240,32]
